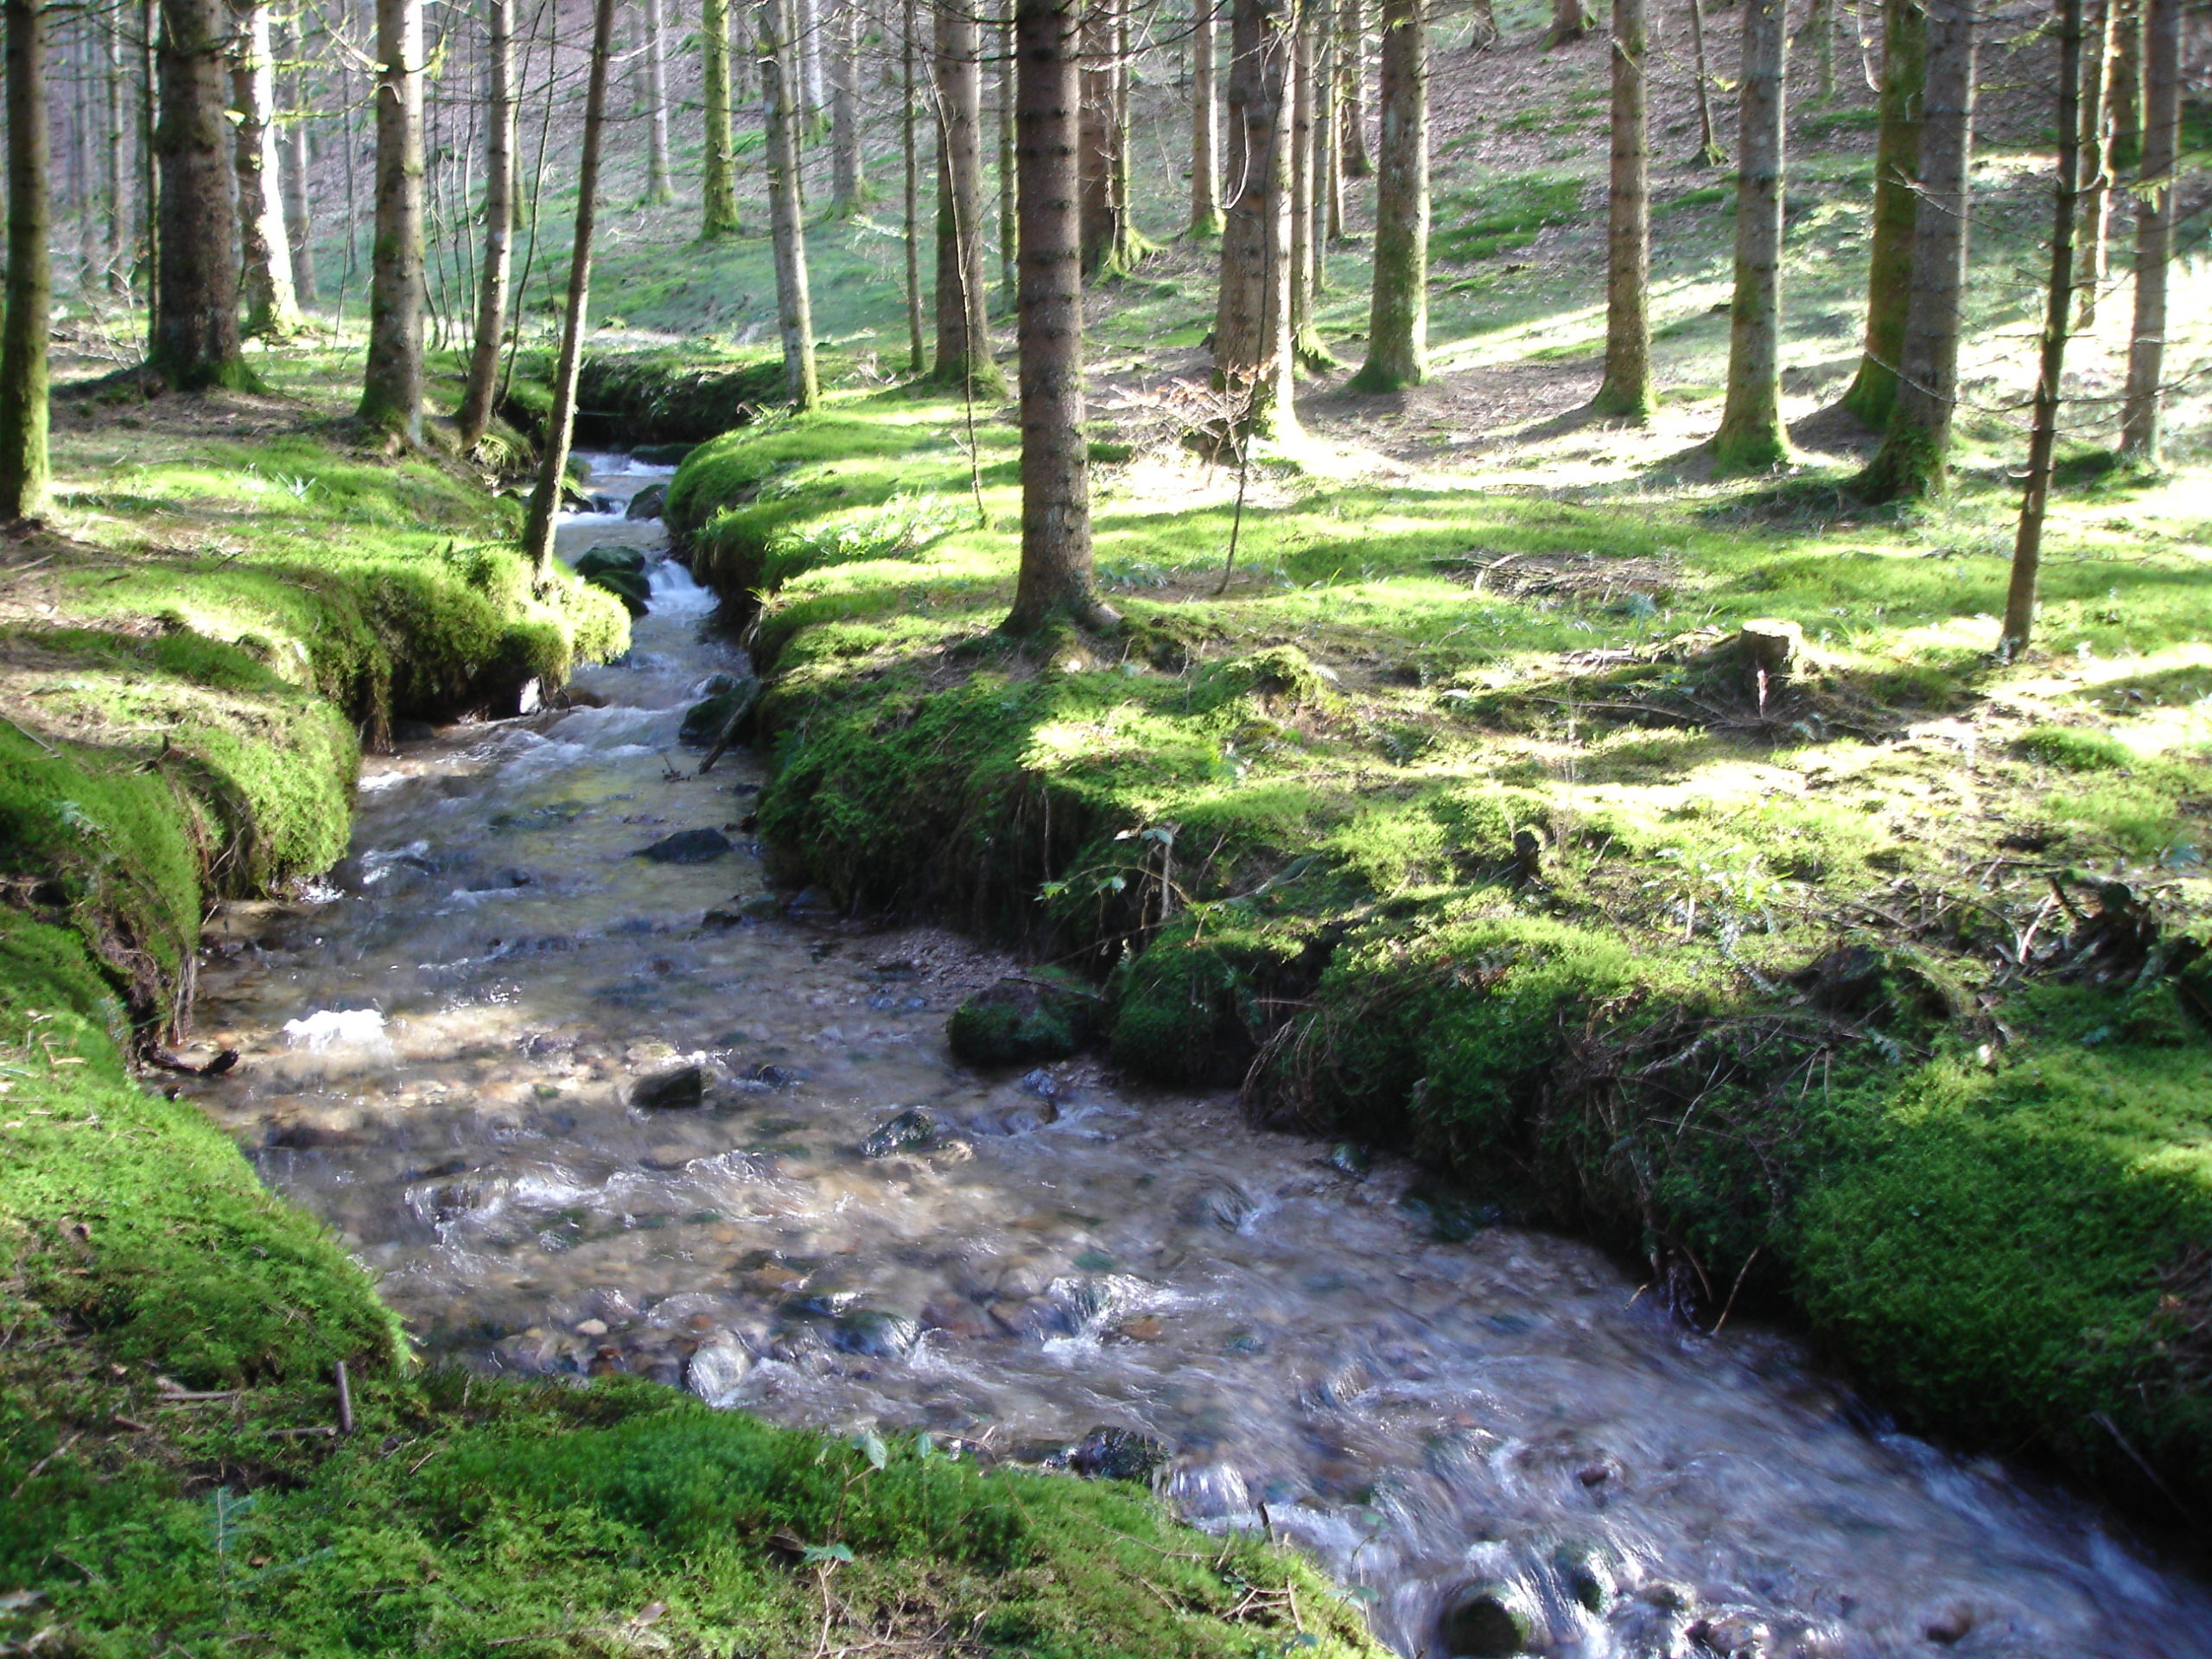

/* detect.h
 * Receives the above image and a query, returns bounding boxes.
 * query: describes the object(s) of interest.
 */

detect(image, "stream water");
[182,454,2212,1659]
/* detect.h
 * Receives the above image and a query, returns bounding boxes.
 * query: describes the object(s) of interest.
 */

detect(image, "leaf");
[855,1429,888,1471]
[802,1542,855,1566]
[912,1431,937,1460]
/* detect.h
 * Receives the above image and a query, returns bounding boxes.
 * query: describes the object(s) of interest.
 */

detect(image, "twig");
[10,1433,78,1499]
[334,1359,354,1435]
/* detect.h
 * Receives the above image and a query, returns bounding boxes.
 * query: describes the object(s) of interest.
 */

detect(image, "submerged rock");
[833,1308,921,1358]
[1179,1176,1259,1232]
[946,973,1096,1066]
[679,679,760,749]
[1439,1583,1538,1658]
[1070,1426,1173,1484]
[636,829,734,864]
[631,1064,706,1109]
[861,1106,944,1159]
[685,1338,753,1406]
[626,483,669,520]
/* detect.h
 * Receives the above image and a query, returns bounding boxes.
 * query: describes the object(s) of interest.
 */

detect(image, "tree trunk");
[901,0,924,371]
[1078,1,1116,273]
[140,0,159,313]
[1108,9,1140,267]
[643,0,675,201]
[1319,0,1343,238]
[1548,0,1593,46]
[934,0,1001,391]
[2117,0,2177,458]
[283,18,317,306]
[1289,0,1320,355]
[829,0,865,213]
[700,0,742,233]
[2000,0,2084,658]
[1005,0,1111,633]
[1798,0,1834,99]
[999,0,1016,294]
[150,0,247,388]
[458,0,514,449]
[1712,0,1786,472]
[1854,0,1974,499]
[1836,0,1923,426]
[1350,0,1422,391]
[1592,0,1650,416]
[358,0,424,438]
[1192,0,1222,234]
[796,0,822,115]
[1684,0,1722,162]
[522,0,620,579]
[1215,0,1296,433]
[2072,0,2112,325]
[2108,0,2140,168]
[1338,0,1368,175]
[231,0,304,336]
[761,0,820,406]
[105,6,129,292]
[0,0,50,519]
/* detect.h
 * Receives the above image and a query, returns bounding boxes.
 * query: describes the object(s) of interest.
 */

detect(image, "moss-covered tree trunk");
[358,0,424,439]
[1215,0,1297,433]
[760,0,819,408]
[1836,0,1923,427]
[2118,0,2177,459]
[232,0,303,337]
[1854,0,1974,501]
[933,0,1001,392]
[700,0,742,234]
[0,0,50,521]
[1005,0,1114,632]
[1349,0,1423,391]
[149,0,247,389]
[1591,0,1650,418]
[1192,0,1223,235]
[2001,0,2084,658]
[522,0,620,578]
[1683,0,1722,164]
[282,20,317,307]
[1338,0,1367,175]
[458,0,514,450]
[1712,0,1786,473]
[829,0,866,213]
[643,0,676,202]
[901,0,924,371]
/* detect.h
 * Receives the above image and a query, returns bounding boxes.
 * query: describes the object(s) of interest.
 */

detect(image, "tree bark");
[459,0,514,449]
[1192,0,1223,234]
[2108,0,2140,168]
[1216,0,1297,433]
[105,4,130,292]
[999,0,1016,293]
[700,0,742,233]
[1836,0,1923,426]
[644,0,676,201]
[1318,0,1343,238]
[2072,0,2112,325]
[1684,0,1722,162]
[796,0,822,115]
[902,0,924,371]
[1711,0,1786,472]
[149,0,247,388]
[358,0,425,438]
[1338,0,1368,175]
[522,0,621,579]
[1289,0,1321,356]
[1592,0,1649,416]
[2000,0,2084,658]
[1548,0,1593,45]
[0,0,50,520]
[140,0,160,315]
[283,17,317,306]
[760,0,820,406]
[1078,0,1118,273]
[2118,0,2177,458]
[1797,0,1834,99]
[934,0,1001,391]
[1853,0,1974,500]
[1005,0,1111,633]
[1350,0,1422,391]
[829,0,866,212]
[232,0,304,336]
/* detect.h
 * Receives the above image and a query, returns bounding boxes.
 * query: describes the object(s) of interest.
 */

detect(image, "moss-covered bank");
[668,385,2212,1519]
[2,386,1378,1657]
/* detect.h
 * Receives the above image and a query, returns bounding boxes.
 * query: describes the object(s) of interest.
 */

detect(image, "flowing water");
[182,454,2212,1659]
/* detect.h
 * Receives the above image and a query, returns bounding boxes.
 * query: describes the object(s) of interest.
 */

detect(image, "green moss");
[948,969,1099,1065]
[2016,723,2133,772]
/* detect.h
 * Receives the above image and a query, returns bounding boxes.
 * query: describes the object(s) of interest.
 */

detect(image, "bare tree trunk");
[105,6,129,292]
[358,0,425,438]
[2072,0,2112,325]
[2118,0,2177,458]
[1548,0,1593,45]
[998,0,1015,293]
[901,0,923,371]
[1289,0,1321,357]
[644,0,675,201]
[1078,0,1117,272]
[2108,0,2139,167]
[0,0,51,519]
[1684,0,1722,162]
[796,0,822,115]
[283,18,318,307]
[761,0,820,406]
[140,0,160,312]
[1216,0,1296,433]
[1006,0,1112,633]
[523,0,620,579]
[459,0,514,449]
[933,0,1001,391]
[1349,0,1421,391]
[1797,0,1834,99]
[829,0,865,212]
[1338,0,1368,175]
[1592,0,1650,416]
[1712,0,1785,471]
[1318,0,1343,238]
[232,0,304,336]
[1108,8,1139,265]
[1855,0,1974,499]
[1837,0,1923,425]
[2000,0,2084,657]
[150,0,248,388]
[701,0,742,233]
[1192,0,1223,234]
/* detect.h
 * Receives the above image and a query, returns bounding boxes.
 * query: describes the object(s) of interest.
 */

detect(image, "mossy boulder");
[573,545,647,581]
[947,972,1098,1066]
[679,678,761,748]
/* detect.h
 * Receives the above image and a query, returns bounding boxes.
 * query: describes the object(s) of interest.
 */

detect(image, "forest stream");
[178,455,2212,1659]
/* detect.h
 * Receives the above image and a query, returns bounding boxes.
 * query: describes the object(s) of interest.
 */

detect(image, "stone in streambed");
[626,483,669,520]
[833,1308,920,1358]
[636,828,734,863]
[1179,1176,1259,1232]
[1438,1583,1539,1658]
[861,1106,945,1158]
[1070,1426,1173,1484]
[685,1338,753,1406]
[631,1064,706,1109]
[586,567,652,617]
[946,972,1096,1066]
[679,679,761,748]
[573,544,646,580]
